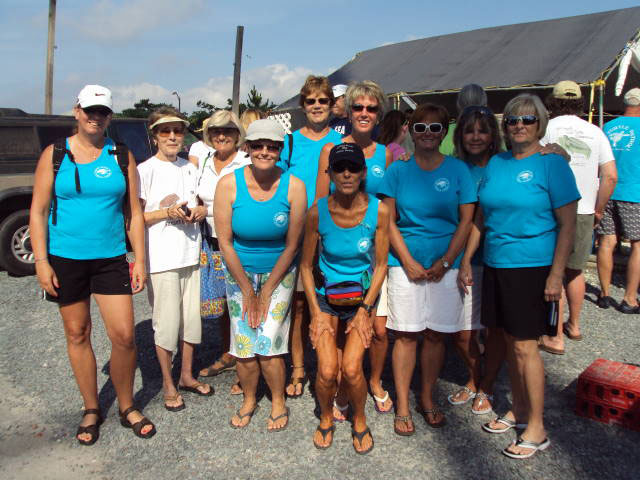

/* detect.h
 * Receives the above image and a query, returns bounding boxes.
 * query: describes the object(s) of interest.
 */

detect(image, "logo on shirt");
[516,170,534,183]
[273,211,288,228]
[94,166,112,178]
[370,165,384,178]
[607,125,636,151]
[357,237,371,253]
[434,178,450,192]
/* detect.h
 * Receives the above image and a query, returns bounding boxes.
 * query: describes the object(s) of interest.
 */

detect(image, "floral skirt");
[200,237,226,320]
[224,264,296,358]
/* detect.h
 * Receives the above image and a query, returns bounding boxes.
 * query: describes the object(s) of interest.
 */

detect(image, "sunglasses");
[209,127,238,135]
[461,105,494,118]
[504,115,538,126]
[249,142,281,153]
[331,161,365,174]
[157,127,185,137]
[412,122,443,134]
[304,97,331,106]
[351,104,379,113]
[82,106,112,117]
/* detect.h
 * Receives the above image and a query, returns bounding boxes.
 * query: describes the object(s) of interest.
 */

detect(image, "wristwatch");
[360,302,375,314]
[441,257,450,269]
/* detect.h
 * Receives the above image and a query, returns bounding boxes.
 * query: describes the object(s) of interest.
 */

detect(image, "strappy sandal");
[416,406,446,428]
[267,407,290,432]
[447,386,477,406]
[119,406,156,439]
[313,424,336,450]
[76,408,103,446]
[351,426,374,455]
[333,401,349,423]
[286,365,308,399]
[164,392,186,412]
[230,405,260,429]
[393,414,415,437]
[199,357,237,377]
[178,381,214,396]
[471,392,494,415]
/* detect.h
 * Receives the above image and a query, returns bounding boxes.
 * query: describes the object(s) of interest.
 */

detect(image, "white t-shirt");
[541,115,615,214]
[137,156,200,273]
[188,141,215,166]
[196,150,251,238]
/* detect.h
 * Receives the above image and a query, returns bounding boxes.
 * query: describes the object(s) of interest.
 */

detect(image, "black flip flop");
[179,381,214,396]
[313,424,336,450]
[267,407,290,433]
[230,405,260,429]
[352,426,374,455]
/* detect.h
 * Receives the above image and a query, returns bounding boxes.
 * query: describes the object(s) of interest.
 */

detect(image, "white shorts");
[462,264,483,331]
[375,275,388,317]
[386,266,464,333]
[148,264,201,351]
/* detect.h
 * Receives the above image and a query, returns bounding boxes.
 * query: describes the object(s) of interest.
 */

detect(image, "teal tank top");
[317,194,379,294]
[48,138,126,259]
[232,167,291,273]
[332,140,387,195]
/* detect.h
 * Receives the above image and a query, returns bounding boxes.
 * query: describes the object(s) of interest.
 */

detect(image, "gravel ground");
[1,268,639,480]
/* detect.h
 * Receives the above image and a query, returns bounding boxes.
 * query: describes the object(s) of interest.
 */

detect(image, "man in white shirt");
[539,81,617,354]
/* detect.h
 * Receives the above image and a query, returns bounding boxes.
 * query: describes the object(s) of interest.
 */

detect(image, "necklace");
[72,138,103,162]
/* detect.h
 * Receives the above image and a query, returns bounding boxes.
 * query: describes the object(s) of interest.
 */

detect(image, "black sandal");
[286,366,308,399]
[119,406,156,439]
[76,408,103,446]
[351,426,374,455]
[313,424,336,450]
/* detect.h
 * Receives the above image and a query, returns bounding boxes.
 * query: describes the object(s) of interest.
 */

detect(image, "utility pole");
[45,0,57,114]
[172,91,181,112]
[231,26,244,117]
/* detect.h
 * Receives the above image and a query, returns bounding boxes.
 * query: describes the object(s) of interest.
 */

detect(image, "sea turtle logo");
[94,166,112,178]
[607,125,635,150]
[371,165,384,178]
[357,237,371,253]
[434,178,450,192]
[516,170,534,183]
[273,211,288,228]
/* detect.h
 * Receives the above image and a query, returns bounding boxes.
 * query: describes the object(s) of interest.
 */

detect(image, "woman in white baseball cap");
[30,84,155,444]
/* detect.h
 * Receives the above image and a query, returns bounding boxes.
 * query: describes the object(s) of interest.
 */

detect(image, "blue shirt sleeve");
[546,154,581,208]
[376,160,399,199]
[455,159,478,204]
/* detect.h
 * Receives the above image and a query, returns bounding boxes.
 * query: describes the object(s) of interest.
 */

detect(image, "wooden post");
[231,26,244,117]
[45,0,57,114]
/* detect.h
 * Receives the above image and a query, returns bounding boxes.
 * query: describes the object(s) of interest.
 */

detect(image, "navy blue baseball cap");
[328,143,365,169]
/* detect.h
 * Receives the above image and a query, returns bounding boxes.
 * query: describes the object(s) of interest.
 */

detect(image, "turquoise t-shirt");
[331,140,388,195]
[48,138,127,259]
[231,168,291,273]
[478,151,580,268]
[466,162,487,266]
[377,155,477,269]
[604,116,640,202]
[316,194,379,294]
[278,128,342,208]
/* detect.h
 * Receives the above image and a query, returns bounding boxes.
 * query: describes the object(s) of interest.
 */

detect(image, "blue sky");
[1,0,638,114]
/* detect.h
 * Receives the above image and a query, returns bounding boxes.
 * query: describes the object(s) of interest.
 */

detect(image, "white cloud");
[68,0,207,42]
[111,64,313,112]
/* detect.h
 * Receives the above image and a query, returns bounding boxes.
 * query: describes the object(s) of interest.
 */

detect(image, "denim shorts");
[316,292,360,322]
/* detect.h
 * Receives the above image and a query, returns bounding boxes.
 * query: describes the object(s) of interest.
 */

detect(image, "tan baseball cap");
[624,88,640,106]
[552,81,582,100]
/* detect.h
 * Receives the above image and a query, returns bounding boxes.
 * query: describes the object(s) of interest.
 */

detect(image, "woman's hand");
[36,261,59,297]
[242,289,260,328]
[540,142,570,162]
[130,261,146,294]
[457,262,473,294]
[544,272,563,302]
[403,259,429,282]
[309,310,334,349]
[345,307,374,348]
[167,201,188,221]
[256,289,272,326]
[425,259,446,283]
[190,205,207,223]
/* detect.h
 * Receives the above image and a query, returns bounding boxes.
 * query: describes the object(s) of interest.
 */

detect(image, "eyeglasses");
[304,97,331,106]
[351,104,379,113]
[330,161,364,173]
[461,105,494,118]
[504,115,538,126]
[209,127,238,135]
[249,142,281,153]
[157,127,185,137]
[82,106,112,117]
[412,122,443,134]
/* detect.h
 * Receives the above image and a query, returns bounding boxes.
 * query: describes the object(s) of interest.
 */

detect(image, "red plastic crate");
[575,396,640,431]
[576,358,640,410]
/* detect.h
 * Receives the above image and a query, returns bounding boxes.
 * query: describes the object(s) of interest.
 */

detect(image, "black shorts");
[481,265,555,340]
[46,254,131,305]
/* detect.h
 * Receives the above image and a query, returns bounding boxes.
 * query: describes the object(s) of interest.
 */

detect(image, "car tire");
[0,209,35,276]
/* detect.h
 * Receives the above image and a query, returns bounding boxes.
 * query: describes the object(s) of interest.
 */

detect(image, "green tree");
[225,85,276,115]
[188,100,218,130]
[118,98,170,118]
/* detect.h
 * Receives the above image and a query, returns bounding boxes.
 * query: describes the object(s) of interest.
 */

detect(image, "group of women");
[30,78,579,459]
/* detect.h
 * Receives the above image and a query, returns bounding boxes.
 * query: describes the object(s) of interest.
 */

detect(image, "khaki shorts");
[148,264,201,351]
[567,214,594,271]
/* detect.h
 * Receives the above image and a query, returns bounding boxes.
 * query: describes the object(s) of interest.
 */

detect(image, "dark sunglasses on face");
[461,105,494,118]
[351,104,379,113]
[82,106,112,117]
[157,127,185,137]
[330,161,365,174]
[412,122,443,134]
[304,97,331,106]
[504,115,538,126]
[209,127,237,135]
[249,142,281,153]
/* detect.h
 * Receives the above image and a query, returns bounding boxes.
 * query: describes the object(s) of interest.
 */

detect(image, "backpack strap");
[286,133,293,169]
[109,142,131,229]
[50,138,78,225]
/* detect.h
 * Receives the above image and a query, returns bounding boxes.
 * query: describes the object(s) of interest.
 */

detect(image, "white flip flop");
[502,436,551,459]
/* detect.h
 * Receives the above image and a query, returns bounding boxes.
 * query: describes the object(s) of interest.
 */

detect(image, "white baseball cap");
[332,84,348,98]
[623,88,640,106]
[245,119,285,142]
[77,84,113,110]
